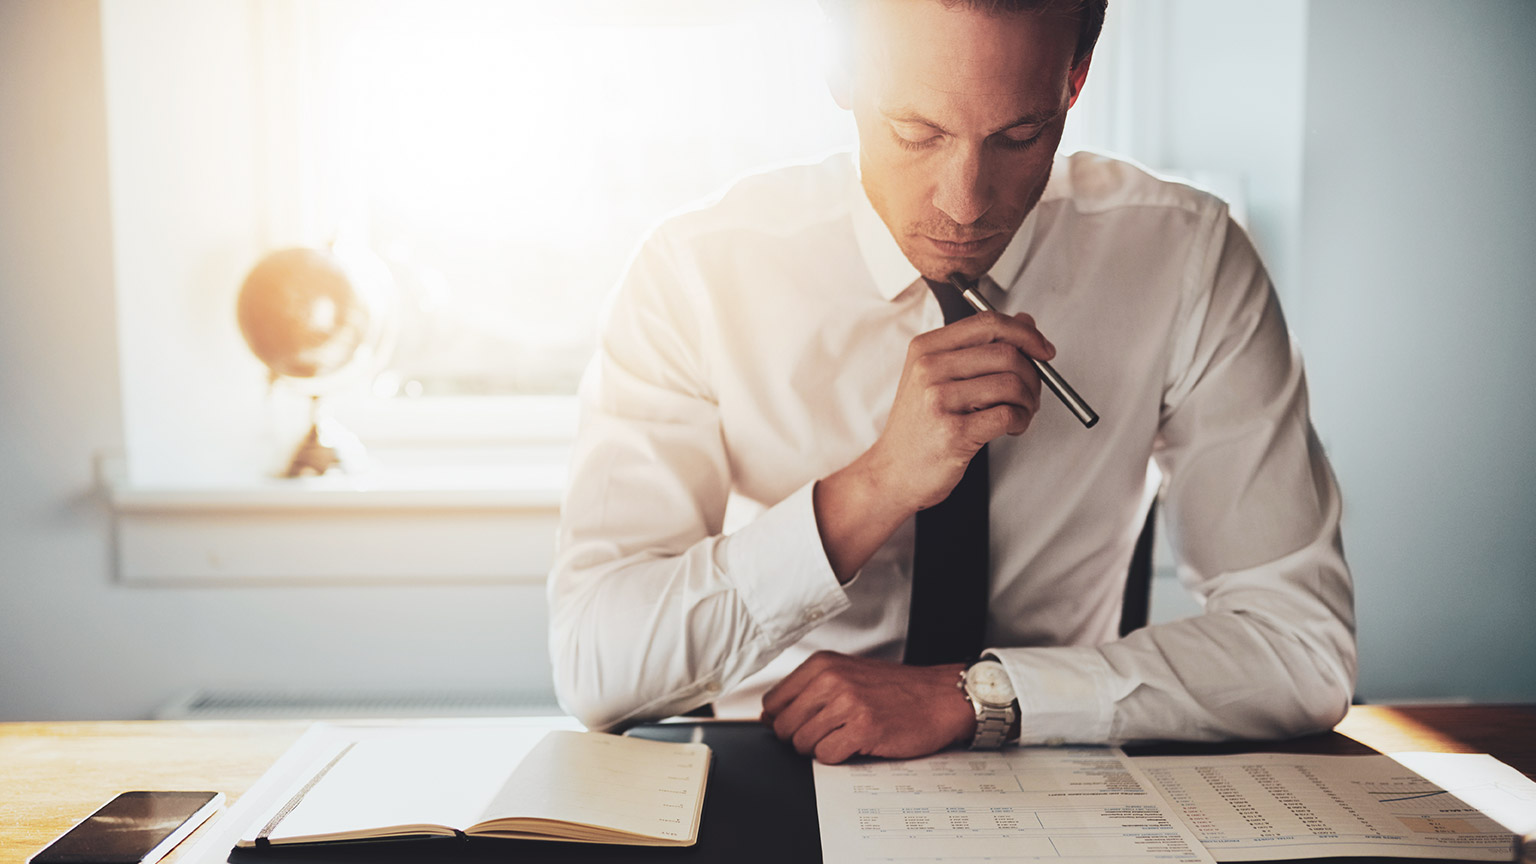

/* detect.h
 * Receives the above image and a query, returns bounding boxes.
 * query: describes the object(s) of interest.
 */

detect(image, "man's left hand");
[760,651,975,764]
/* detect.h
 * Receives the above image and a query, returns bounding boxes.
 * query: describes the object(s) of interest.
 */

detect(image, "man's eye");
[892,127,939,152]
[996,131,1042,152]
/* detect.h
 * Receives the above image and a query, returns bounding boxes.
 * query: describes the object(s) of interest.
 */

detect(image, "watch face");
[965,661,1015,707]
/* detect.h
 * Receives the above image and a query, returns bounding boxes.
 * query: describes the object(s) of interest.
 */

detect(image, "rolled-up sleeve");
[547,229,848,733]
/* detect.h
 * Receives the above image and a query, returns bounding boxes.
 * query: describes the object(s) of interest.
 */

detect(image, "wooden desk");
[0,720,308,863]
[2,705,1531,864]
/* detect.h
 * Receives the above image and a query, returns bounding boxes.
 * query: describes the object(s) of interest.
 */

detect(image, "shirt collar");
[986,207,1036,293]
[849,157,1041,301]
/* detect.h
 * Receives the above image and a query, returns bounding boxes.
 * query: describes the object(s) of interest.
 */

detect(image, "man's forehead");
[850,0,1077,108]
[881,103,1062,137]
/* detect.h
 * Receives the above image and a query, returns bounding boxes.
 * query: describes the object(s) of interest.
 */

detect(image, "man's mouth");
[924,234,1001,256]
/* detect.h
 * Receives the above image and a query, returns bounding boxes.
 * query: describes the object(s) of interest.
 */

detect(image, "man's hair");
[822,0,1108,69]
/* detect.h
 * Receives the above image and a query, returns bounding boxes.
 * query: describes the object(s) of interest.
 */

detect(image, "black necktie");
[904,278,990,666]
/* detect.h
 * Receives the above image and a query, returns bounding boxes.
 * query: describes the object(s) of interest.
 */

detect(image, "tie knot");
[924,277,980,325]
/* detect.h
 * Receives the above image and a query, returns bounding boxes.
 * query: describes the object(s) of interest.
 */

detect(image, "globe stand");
[237,244,395,479]
[283,395,368,478]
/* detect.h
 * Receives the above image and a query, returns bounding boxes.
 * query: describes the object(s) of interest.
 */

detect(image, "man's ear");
[1066,51,1093,109]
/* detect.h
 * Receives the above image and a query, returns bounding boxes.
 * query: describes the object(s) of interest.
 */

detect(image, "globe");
[238,247,382,380]
[237,245,396,476]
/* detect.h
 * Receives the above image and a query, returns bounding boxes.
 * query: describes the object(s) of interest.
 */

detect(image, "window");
[261,1,864,400]
[104,0,868,489]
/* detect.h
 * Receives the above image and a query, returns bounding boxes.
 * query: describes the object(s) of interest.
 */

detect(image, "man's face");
[840,0,1089,281]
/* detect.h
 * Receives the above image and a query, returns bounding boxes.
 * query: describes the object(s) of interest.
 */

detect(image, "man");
[547,0,1355,764]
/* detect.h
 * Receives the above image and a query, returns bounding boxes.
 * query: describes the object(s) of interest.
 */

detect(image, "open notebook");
[238,728,710,848]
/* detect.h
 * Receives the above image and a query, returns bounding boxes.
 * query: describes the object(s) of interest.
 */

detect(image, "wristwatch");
[959,658,1018,750]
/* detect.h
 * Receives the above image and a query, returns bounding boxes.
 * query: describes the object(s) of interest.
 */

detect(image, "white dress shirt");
[548,150,1356,744]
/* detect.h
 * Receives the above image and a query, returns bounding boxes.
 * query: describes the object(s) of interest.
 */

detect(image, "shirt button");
[805,609,824,623]
[1045,737,1065,747]
[704,681,721,694]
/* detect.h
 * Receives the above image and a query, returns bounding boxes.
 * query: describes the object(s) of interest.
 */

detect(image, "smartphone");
[29,791,224,864]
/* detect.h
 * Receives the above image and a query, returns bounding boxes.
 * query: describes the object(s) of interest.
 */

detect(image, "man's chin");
[905,249,1002,284]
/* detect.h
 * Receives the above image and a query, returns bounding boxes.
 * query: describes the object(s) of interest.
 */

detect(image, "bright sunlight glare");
[282,0,855,394]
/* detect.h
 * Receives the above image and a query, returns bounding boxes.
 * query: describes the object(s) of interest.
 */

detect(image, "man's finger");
[938,372,1041,418]
[911,311,1056,361]
[790,701,851,756]
[923,341,1043,389]
[812,725,867,765]
[770,673,840,743]
[963,403,1032,441]
[761,651,838,718]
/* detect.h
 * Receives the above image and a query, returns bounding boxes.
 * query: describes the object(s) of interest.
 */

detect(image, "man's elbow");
[556,687,627,734]
[547,582,640,731]
[549,638,680,733]
[1293,681,1351,737]
[1277,646,1356,738]
[554,670,705,734]
[549,638,630,733]
[552,643,722,734]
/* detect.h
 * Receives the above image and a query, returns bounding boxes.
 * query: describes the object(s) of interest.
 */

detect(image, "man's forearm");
[813,453,918,583]
[552,482,852,731]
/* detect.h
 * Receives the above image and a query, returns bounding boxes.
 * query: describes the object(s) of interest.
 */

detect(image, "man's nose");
[931,145,993,226]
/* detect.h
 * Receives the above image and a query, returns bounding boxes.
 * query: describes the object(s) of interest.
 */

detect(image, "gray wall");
[2,0,1533,720]
[1298,0,1536,700]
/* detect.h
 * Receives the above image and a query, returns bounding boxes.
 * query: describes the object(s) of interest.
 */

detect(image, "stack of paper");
[814,748,1525,863]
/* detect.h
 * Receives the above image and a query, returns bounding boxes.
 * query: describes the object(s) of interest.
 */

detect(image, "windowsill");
[99,448,567,586]
[105,459,567,511]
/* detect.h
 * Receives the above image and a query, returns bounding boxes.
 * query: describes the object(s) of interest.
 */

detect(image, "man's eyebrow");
[992,108,1060,134]
[880,106,1061,136]
[881,108,951,134]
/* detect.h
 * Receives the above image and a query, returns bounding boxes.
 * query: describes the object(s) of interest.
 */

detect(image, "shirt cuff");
[989,645,1124,745]
[723,480,850,647]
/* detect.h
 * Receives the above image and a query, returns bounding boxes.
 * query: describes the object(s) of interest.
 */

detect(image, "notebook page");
[268,727,550,841]
[479,731,710,842]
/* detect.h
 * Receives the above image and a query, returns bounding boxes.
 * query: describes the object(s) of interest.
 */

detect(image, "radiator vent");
[154,689,562,720]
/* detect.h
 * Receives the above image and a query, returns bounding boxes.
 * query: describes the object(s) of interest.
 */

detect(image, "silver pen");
[947,272,1099,429]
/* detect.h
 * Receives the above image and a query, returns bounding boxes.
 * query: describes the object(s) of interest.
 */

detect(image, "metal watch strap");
[970,709,1013,750]
[956,666,1017,750]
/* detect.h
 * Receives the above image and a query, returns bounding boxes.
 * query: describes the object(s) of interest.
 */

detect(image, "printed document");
[1135,752,1518,861]
[1389,751,1536,842]
[813,747,1217,863]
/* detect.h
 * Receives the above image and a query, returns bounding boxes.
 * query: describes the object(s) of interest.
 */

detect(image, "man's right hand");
[873,311,1053,510]
[813,311,1055,582]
